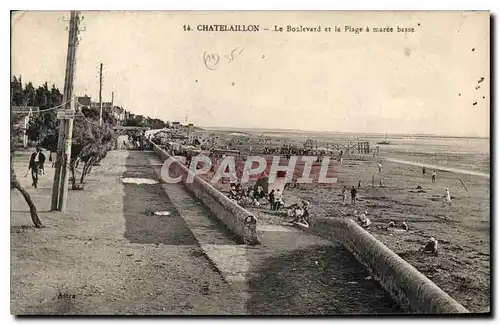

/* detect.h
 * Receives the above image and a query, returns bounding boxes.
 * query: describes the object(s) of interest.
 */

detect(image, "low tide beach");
[207,132,490,312]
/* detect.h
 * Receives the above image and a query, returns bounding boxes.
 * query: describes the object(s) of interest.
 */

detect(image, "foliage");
[80,106,117,126]
[10,117,24,153]
[123,111,168,129]
[11,76,63,143]
[11,76,170,187]
[69,118,116,185]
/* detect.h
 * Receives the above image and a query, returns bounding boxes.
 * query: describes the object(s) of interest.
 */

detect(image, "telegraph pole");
[51,11,80,211]
[111,91,114,108]
[99,63,103,125]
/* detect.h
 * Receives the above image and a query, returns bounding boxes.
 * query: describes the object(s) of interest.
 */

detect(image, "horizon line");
[196,125,490,139]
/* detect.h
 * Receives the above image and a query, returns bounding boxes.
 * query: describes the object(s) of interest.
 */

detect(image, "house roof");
[11,106,38,116]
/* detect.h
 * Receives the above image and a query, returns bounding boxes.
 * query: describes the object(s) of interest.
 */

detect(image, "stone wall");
[310,217,469,314]
[152,143,260,245]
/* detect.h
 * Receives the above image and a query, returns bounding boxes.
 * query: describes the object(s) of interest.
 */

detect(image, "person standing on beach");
[274,189,283,211]
[350,186,357,205]
[422,166,426,177]
[341,186,348,205]
[444,188,452,205]
[432,170,437,183]
[269,189,275,210]
[378,162,383,173]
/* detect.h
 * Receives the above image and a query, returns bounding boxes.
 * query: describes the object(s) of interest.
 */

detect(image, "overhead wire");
[11,99,72,114]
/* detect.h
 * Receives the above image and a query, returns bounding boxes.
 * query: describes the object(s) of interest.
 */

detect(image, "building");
[77,94,126,123]
[111,106,126,123]
[172,121,181,129]
[90,101,112,110]
[77,95,92,109]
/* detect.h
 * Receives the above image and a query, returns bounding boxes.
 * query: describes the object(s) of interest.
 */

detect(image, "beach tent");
[254,177,269,194]
[254,170,288,195]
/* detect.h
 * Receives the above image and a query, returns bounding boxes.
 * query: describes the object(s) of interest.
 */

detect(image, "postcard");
[10,10,490,315]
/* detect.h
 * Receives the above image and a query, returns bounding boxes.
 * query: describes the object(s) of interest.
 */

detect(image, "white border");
[2,1,497,324]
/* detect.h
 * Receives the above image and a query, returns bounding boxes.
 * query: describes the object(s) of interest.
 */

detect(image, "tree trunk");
[11,154,42,228]
[80,164,86,184]
[70,162,77,187]
[86,157,96,176]
[12,178,43,228]
[80,157,93,184]
[80,162,88,184]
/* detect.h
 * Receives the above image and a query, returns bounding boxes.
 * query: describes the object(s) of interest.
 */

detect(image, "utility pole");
[51,11,80,212]
[99,62,103,125]
[111,91,114,108]
[58,96,76,211]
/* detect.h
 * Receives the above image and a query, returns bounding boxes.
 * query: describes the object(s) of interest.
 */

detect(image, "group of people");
[422,167,451,204]
[287,200,311,227]
[268,188,284,211]
[422,166,438,183]
[228,183,266,206]
[341,185,358,205]
[228,181,297,214]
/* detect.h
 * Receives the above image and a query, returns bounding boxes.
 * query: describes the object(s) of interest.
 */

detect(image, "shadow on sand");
[246,243,402,315]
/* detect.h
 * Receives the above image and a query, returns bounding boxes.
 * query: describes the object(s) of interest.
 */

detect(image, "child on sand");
[421,237,438,255]
[444,188,452,205]
[350,186,357,205]
[341,186,348,205]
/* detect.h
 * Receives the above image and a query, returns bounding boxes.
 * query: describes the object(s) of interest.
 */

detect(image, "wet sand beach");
[204,132,490,313]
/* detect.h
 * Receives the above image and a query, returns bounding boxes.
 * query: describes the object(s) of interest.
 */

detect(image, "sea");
[207,127,491,176]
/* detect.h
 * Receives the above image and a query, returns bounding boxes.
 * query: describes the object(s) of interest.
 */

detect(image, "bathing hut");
[254,170,288,194]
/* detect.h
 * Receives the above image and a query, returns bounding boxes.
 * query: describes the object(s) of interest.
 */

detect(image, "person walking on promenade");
[38,148,46,175]
[27,147,45,188]
[350,186,357,205]
[49,150,56,167]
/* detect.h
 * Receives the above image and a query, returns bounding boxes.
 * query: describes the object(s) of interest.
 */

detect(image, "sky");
[11,11,490,137]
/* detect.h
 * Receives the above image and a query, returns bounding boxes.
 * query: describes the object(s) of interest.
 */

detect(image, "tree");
[69,119,116,187]
[11,76,24,106]
[10,119,42,228]
[20,80,62,142]
[23,82,36,106]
